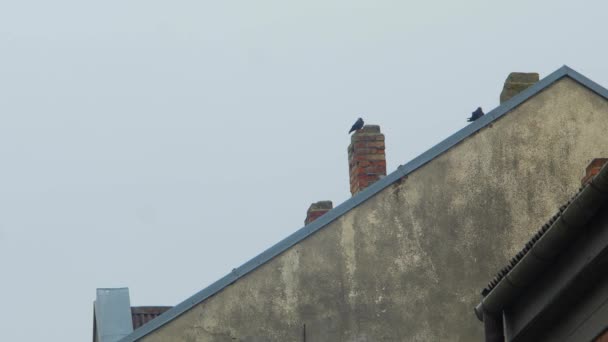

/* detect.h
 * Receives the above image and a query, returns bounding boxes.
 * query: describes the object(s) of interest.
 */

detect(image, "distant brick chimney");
[500,72,539,104]
[305,201,333,225]
[348,125,386,196]
[581,158,608,185]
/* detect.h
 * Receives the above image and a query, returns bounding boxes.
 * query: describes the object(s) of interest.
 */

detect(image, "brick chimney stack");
[581,158,608,185]
[500,72,539,104]
[348,125,386,196]
[305,201,333,225]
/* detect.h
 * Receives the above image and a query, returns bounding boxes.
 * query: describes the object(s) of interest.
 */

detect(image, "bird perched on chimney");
[349,117,364,134]
[467,107,484,122]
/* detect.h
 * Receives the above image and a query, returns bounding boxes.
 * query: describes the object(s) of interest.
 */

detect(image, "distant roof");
[93,288,172,342]
[475,162,608,319]
[131,307,172,330]
[119,65,608,342]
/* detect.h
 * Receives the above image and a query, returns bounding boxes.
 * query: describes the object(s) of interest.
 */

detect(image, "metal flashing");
[119,65,608,342]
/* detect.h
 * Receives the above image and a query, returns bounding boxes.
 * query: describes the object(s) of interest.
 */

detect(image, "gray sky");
[1,1,607,340]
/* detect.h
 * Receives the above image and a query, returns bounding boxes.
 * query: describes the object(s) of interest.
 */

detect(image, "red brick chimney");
[305,201,333,225]
[348,125,386,196]
[581,158,608,185]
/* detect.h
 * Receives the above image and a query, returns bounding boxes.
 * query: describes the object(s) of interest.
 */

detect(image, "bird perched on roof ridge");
[467,107,484,122]
[349,117,364,134]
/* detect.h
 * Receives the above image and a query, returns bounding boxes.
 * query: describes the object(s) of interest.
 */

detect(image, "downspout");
[476,304,504,342]
[482,309,504,342]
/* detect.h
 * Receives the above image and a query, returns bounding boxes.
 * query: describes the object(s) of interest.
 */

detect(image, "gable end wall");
[142,77,608,342]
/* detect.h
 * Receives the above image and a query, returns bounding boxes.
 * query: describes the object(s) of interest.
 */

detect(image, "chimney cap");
[504,72,540,83]
[307,200,333,211]
[500,72,540,103]
[357,125,381,134]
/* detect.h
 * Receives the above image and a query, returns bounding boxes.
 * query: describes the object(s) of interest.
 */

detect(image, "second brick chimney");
[581,158,608,185]
[500,72,539,104]
[305,201,333,225]
[348,125,386,196]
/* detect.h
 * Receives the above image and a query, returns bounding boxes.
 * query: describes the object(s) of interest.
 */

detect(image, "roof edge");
[476,162,608,319]
[119,65,608,342]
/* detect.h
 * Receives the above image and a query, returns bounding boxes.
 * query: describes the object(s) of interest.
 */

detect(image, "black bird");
[349,117,364,134]
[467,107,484,122]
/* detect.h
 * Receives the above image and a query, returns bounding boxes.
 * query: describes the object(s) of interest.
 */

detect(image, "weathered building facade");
[117,66,608,341]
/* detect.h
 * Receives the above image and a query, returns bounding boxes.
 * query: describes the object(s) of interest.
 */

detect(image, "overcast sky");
[1,1,608,340]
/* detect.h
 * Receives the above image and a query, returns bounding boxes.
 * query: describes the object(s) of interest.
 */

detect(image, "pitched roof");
[475,162,608,319]
[119,65,608,342]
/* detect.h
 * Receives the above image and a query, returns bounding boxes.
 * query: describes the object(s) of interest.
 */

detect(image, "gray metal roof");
[95,288,134,342]
[118,65,608,342]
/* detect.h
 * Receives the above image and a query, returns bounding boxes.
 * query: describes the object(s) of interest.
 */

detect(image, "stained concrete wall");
[141,77,608,342]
